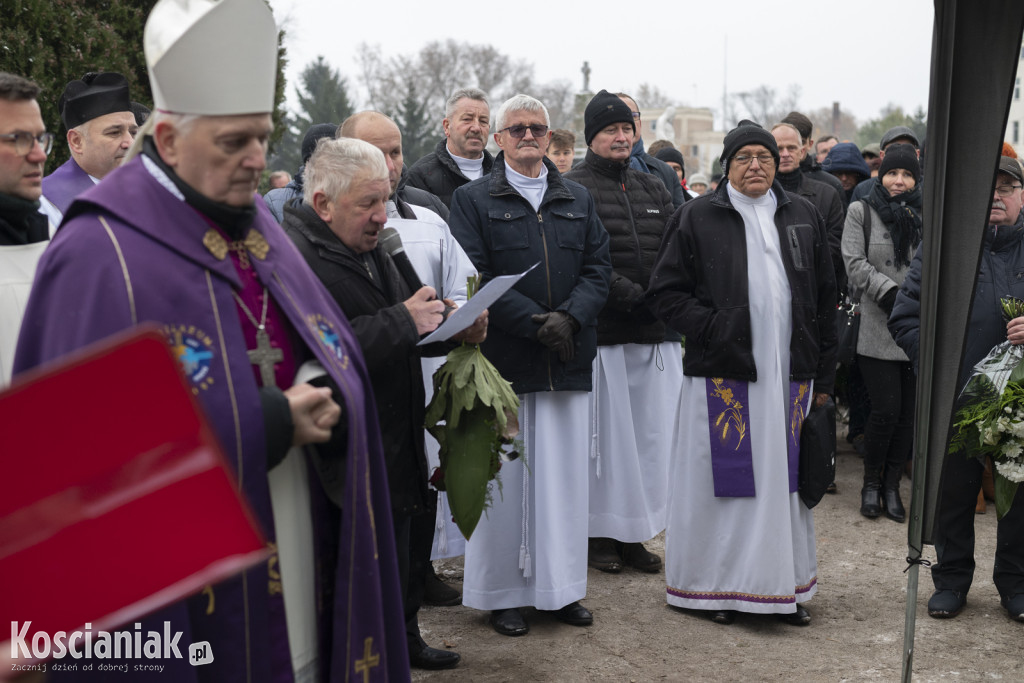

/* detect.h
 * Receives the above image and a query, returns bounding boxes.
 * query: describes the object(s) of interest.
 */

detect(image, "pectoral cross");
[354,637,380,683]
[248,327,283,387]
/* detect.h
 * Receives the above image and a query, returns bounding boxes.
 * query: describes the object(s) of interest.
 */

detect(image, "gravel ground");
[415,436,1021,682]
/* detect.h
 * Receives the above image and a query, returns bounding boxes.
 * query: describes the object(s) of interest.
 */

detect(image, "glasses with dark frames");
[0,131,54,156]
[498,124,549,139]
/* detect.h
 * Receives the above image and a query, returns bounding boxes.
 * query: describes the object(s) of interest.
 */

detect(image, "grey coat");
[841,200,912,361]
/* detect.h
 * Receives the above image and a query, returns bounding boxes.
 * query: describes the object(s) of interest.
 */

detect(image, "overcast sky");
[271,0,934,127]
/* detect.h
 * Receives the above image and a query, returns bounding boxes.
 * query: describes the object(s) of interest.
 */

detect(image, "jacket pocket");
[786,223,812,271]
[488,208,531,251]
[549,207,586,251]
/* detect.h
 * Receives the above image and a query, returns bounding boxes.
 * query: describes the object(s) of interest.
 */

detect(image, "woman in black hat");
[841,143,923,522]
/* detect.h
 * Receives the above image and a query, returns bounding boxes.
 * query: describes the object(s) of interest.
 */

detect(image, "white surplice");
[0,241,48,387]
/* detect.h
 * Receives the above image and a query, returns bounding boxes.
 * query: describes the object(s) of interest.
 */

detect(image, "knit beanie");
[584,90,635,146]
[878,143,921,183]
[654,147,685,173]
[720,120,779,174]
[302,123,338,163]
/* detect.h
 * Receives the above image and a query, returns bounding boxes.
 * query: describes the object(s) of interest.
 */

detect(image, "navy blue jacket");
[889,213,1024,387]
[448,153,612,394]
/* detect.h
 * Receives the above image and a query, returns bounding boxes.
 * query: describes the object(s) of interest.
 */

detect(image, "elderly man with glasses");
[0,72,54,386]
[448,93,611,638]
[647,119,837,627]
[890,155,1024,622]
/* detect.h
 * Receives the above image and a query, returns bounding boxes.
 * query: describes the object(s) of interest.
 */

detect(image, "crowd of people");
[2,0,1024,680]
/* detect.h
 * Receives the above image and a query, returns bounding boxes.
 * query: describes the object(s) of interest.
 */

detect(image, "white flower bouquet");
[949,298,1024,517]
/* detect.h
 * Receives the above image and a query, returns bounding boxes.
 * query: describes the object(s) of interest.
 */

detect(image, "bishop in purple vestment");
[11,0,409,681]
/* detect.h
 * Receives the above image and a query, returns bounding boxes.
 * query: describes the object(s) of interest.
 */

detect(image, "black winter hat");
[584,90,635,146]
[59,72,132,129]
[654,147,685,175]
[720,120,779,174]
[878,143,921,183]
[302,123,338,163]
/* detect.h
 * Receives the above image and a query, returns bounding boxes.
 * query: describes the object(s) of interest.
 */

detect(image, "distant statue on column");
[581,61,591,93]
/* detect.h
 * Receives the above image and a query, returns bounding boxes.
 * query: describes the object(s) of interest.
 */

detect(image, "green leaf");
[994,472,1020,520]
[443,405,498,540]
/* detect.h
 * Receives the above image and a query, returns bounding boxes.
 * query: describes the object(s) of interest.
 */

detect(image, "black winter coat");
[565,150,673,345]
[646,179,838,393]
[282,203,430,516]
[404,138,495,209]
[777,168,848,296]
[449,153,612,394]
[889,214,1024,387]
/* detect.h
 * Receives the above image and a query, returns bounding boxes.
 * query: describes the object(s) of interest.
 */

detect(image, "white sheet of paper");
[417,262,539,346]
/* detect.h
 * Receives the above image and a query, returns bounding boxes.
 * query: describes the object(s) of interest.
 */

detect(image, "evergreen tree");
[394,77,433,165]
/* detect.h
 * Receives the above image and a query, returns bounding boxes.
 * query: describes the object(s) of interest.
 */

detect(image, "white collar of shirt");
[505,162,548,213]
[447,145,485,180]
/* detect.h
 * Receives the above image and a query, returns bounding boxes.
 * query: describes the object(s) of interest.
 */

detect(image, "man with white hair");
[405,87,494,208]
[40,71,138,225]
[14,1,408,681]
[449,94,612,637]
[283,136,486,669]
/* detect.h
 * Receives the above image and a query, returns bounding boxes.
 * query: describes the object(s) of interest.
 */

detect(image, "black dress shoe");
[779,604,811,626]
[553,601,593,626]
[711,610,735,625]
[883,488,906,523]
[490,608,529,636]
[409,646,461,670]
[423,567,462,606]
[928,589,966,618]
[621,542,663,573]
[1001,593,1024,622]
[588,537,623,573]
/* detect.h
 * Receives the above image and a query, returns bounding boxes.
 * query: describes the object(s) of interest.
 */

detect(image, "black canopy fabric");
[902,3,1024,679]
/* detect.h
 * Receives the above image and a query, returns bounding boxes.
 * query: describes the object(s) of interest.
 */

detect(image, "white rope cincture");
[436,494,448,556]
[519,396,532,579]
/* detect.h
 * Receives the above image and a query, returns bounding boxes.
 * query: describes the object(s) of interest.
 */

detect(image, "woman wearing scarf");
[841,143,923,522]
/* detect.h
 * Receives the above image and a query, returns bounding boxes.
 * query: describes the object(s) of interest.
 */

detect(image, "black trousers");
[857,355,915,487]
[396,489,438,654]
[931,447,1024,598]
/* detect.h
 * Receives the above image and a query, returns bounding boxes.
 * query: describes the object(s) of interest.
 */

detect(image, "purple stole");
[705,378,811,497]
[41,158,96,216]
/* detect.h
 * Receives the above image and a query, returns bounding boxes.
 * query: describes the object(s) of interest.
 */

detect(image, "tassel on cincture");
[519,544,527,570]
[522,549,532,578]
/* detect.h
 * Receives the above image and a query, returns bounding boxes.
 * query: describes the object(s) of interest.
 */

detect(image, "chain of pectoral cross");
[232,286,283,387]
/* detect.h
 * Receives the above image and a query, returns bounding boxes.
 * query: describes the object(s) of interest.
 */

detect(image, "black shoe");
[423,566,461,606]
[490,608,529,636]
[1001,593,1024,622]
[779,604,811,626]
[553,601,593,626]
[409,645,461,670]
[860,485,882,518]
[928,589,966,618]
[711,610,735,625]
[588,537,623,573]
[621,542,662,573]
[883,487,906,523]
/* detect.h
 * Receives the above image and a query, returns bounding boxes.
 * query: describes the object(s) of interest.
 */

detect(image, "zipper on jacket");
[538,210,555,391]
[620,178,643,275]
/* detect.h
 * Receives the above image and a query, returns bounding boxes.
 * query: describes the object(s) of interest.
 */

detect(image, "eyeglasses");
[498,124,549,139]
[630,112,641,119]
[733,153,775,167]
[995,184,1022,197]
[0,131,54,156]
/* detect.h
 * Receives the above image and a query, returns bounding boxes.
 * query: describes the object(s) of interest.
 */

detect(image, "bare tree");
[805,105,859,143]
[635,83,675,109]
[733,84,802,127]
[533,79,576,130]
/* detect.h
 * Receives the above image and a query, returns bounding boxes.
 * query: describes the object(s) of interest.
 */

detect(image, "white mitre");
[144,0,277,115]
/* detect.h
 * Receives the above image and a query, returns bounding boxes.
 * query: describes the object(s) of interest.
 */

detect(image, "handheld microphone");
[379,227,425,293]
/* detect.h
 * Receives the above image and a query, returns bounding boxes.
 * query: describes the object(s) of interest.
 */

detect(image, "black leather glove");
[879,287,898,316]
[531,311,577,362]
